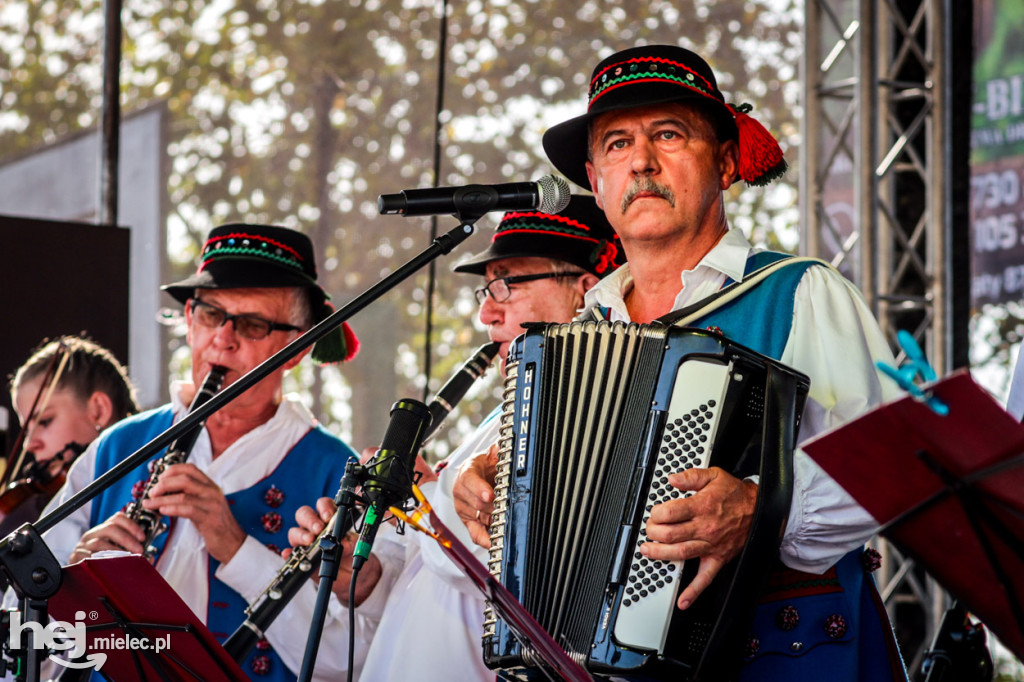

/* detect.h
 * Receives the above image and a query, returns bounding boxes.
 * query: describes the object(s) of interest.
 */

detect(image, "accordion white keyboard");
[612,358,733,651]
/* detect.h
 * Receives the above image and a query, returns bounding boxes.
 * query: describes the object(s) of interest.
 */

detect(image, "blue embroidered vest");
[89,405,356,681]
[686,252,906,682]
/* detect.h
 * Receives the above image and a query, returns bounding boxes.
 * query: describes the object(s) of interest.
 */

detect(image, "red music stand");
[48,555,247,681]
[802,369,1024,660]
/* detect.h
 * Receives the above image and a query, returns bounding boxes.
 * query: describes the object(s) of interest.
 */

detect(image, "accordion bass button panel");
[612,358,733,653]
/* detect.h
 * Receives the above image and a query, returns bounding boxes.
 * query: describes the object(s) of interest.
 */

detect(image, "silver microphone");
[377,175,571,217]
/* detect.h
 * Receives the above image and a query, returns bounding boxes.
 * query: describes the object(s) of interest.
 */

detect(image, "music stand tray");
[802,369,1024,660]
[49,555,247,681]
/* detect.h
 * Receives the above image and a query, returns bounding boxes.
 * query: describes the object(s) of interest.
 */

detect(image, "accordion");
[483,321,810,681]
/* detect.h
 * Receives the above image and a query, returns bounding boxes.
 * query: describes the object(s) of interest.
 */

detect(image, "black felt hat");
[162,223,358,363]
[453,195,624,277]
[542,44,787,189]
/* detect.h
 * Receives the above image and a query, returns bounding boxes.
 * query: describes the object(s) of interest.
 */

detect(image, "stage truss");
[802,0,972,673]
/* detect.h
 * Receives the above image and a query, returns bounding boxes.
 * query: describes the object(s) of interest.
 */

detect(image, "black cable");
[347,565,360,682]
[422,0,450,402]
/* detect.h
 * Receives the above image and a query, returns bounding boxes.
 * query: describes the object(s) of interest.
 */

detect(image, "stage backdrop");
[971,0,1024,307]
[0,103,167,410]
[0,216,130,453]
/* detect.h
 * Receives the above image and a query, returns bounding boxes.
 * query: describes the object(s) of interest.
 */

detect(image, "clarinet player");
[286,196,623,681]
[454,45,910,681]
[31,224,362,681]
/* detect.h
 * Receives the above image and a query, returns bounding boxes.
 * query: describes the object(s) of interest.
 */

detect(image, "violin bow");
[2,339,71,487]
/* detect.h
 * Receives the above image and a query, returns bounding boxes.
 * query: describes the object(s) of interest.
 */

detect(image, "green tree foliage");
[0,0,802,451]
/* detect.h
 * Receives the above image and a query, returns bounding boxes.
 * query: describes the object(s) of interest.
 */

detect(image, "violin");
[0,442,84,518]
[0,341,74,535]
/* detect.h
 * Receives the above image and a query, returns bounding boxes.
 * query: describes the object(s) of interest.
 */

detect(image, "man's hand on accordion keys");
[452,445,499,548]
[640,466,758,610]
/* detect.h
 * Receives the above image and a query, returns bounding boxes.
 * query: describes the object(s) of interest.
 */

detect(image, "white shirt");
[354,410,501,682]
[1007,347,1024,420]
[583,227,902,573]
[29,384,373,681]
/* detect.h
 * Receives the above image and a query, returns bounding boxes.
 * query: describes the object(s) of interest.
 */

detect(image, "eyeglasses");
[188,299,302,341]
[474,272,582,305]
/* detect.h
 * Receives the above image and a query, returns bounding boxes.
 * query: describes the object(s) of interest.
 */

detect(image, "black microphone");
[377,175,571,217]
[351,399,432,570]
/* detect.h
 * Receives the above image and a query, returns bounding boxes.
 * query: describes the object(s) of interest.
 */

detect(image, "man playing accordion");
[454,44,909,682]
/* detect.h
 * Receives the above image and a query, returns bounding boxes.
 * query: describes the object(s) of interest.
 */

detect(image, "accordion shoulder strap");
[655,255,832,328]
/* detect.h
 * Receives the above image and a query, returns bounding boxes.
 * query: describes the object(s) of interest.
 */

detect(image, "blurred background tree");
[0,0,801,453]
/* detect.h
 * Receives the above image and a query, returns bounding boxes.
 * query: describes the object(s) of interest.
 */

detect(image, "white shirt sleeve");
[36,439,101,565]
[1007,346,1024,420]
[414,419,499,595]
[349,522,409,624]
[778,265,902,573]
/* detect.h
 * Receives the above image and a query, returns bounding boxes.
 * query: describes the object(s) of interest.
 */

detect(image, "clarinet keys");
[142,519,169,561]
[124,365,227,561]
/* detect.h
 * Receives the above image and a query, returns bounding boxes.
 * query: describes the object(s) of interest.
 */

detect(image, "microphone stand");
[0,216,480,682]
[297,459,365,682]
[298,397,432,682]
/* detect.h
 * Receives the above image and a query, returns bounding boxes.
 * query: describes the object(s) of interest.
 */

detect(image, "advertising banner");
[971,0,1024,306]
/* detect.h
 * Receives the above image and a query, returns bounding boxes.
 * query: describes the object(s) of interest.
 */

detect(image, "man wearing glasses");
[37,224,364,681]
[458,195,622,377]
[286,195,623,681]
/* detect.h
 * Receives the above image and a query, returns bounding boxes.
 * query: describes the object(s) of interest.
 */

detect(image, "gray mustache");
[621,176,676,212]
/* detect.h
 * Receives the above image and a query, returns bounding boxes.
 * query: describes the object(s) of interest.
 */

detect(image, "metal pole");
[99,0,122,226]
[423,0,450,402]
[858,0,878,313]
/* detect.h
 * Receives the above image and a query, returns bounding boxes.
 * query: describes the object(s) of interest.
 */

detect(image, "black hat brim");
[452,195,622,276]
[452,247,563,275]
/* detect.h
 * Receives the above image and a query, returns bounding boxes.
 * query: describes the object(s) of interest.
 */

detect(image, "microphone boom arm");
[23,219,477,539]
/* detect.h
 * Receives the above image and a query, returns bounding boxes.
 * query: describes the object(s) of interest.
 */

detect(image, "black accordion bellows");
[483,321,809,681]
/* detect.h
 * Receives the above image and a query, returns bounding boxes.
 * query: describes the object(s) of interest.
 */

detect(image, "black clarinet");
[123,365,227,559]
[425,341,501,440]
[223,342,499,661]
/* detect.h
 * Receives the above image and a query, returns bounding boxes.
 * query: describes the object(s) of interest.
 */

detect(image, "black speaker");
[0,215,130,453]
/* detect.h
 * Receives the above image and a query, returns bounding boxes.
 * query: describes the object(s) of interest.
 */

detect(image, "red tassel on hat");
[729,103,788,186]
[311,301,360,364]
[341,321,360,362]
